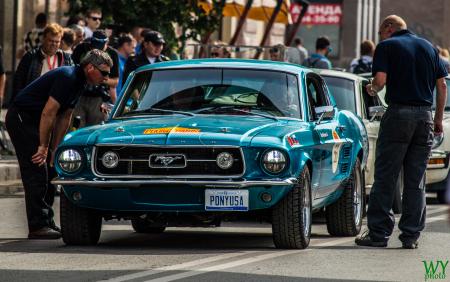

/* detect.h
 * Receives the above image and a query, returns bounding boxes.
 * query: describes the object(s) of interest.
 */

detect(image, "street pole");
[253,0,283,59]
[229,0,253,45]
[12,0,18,71]
[285,0,309,46]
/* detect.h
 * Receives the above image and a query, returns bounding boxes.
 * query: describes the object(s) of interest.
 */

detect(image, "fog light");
[261,192,272,202]
[72,191,82,201]
[102,151,119,168]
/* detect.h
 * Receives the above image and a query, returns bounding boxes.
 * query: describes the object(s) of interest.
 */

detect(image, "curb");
[0,180,23,196]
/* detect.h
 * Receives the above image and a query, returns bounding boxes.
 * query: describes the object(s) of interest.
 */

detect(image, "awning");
[199,0,291,24]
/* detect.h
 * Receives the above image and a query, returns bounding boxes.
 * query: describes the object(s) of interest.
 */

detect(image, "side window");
[306,74,330,120]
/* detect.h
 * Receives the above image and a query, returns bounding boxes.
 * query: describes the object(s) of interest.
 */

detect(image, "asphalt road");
[0,194,448,282]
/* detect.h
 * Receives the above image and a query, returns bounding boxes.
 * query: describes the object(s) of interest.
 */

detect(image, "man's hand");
[366,84,377,96]
[434,119,444,134]
[31,145,48,166]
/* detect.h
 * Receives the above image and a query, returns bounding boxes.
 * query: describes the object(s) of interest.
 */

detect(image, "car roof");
[133,58,312,75]
[314,69,368,82]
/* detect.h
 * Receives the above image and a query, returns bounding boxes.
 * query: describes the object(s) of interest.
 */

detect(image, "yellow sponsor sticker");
[143,127,200,134]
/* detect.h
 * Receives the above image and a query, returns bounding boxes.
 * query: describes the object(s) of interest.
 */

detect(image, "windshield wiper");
[122,107,195,117]
[197,105,279,121]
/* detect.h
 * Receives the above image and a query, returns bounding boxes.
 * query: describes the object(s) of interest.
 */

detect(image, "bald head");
[378,15,407,40]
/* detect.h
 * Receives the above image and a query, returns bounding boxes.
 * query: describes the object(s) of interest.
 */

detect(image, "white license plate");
[205,189,249,211]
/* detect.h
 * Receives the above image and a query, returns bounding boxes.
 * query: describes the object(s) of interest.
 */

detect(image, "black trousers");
[5,106,56,232]
[367,104,433,243]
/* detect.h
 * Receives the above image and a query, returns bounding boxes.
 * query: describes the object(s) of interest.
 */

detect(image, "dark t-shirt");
[372,30,448,106]
[13,66,87,118]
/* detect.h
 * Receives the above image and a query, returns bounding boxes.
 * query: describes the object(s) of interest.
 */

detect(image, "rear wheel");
[272,166,311,249]
[326,158,364,236]
[131,218,166,234]
[60,191,102,245]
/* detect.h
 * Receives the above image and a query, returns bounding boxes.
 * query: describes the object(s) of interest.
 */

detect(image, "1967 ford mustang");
[53,59,369,249]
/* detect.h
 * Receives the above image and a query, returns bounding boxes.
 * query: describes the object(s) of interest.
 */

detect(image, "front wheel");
[272,166,311,249]
[60,191,102,245]
[326,158,364,236]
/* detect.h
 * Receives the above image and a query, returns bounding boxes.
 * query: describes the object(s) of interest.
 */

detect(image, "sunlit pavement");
[0,194,448,282]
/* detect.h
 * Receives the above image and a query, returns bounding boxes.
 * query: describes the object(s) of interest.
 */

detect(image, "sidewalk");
[0,109,22,196]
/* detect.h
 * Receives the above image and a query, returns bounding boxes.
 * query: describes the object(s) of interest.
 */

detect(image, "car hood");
[64,115,307,147]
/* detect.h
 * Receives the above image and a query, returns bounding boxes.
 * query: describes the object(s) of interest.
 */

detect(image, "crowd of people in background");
[2,8,450,130]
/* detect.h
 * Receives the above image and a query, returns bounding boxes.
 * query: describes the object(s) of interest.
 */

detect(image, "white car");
[427,75,450,203]
[313,70,409,212]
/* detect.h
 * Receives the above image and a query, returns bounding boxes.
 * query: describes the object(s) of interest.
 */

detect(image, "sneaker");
[28,227,61,240]
[355,230,388,247]
[402,240,419,249]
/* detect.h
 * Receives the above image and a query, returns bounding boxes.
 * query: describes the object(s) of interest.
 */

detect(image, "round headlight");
[432,132,444,149]
[263,150,286,174]
[58,149,82,173]
[216,152,234,169]
[102,151,119,168]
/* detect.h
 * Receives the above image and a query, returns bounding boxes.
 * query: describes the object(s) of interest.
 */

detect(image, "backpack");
[353,58,372,74]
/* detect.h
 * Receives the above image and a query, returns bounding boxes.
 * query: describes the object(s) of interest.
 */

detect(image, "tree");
[67,0,225,56]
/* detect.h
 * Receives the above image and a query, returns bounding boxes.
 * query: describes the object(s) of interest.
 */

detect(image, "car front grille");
[93,145,245,178]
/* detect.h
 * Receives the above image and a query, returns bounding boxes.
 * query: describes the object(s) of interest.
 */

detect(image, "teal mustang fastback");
[53,59,369,249]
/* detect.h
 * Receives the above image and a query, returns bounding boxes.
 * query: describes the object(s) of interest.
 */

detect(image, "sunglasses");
[90,16,102,21]
[94,65,110,77]
[211,52,220,57]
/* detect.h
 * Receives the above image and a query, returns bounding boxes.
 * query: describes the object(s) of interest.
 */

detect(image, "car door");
[306,73,347,199]
[360,79,383,188]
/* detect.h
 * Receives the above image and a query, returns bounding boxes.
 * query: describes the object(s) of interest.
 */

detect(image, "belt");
[388,103,432,110]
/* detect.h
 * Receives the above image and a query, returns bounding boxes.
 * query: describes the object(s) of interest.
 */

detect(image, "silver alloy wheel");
[303,177,311,237]
[353,167,362,227]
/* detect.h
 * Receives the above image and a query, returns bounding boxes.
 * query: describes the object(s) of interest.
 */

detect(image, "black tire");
[392,167,404,214]
[131,218,166,233]
[272,166,311,249]
[60,191,102,245]
[437,190,447,204]
[326,158,364,236]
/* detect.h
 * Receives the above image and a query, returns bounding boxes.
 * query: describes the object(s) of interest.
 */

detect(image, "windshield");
[432,77,450,110]
[322,76,356,114]
[116,68,301,119]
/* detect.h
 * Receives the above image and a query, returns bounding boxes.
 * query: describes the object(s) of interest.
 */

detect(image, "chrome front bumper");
[52,177,298,188]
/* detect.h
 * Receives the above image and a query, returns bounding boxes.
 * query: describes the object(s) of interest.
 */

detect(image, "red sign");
[290,3,342,25]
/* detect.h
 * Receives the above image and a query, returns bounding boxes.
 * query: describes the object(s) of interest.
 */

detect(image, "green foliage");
[67,0,225,55]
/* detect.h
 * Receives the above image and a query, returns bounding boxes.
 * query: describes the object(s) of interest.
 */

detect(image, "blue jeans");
[367,104,433,243]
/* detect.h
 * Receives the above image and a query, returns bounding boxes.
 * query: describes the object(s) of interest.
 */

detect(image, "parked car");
[53,59,369,249]
[315,70,405,213]
[428,75,450,203]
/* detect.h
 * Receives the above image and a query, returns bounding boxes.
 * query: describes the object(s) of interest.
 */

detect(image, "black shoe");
[355,231,388,247]
[28,227,62,240]
[402,240,419,249]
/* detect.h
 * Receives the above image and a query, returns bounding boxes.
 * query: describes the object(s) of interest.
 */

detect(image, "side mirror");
[368,106,385,122]
[315,106,335,124]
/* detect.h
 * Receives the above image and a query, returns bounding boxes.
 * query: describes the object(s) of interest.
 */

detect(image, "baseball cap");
[144,31,165,44]
[91,29,108,50]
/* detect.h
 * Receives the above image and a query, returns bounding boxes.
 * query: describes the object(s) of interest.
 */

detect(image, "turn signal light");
[428,158,445,165]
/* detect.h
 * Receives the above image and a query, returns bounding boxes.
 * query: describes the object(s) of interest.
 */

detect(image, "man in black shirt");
[6,50,112,239]
[355,15,448,249]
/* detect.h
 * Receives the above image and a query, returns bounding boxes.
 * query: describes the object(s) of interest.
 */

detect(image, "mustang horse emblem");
[154,156,183,167]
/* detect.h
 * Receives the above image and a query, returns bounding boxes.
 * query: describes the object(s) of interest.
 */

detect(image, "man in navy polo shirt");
[355,15,448,249]
[6,49,112,239]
